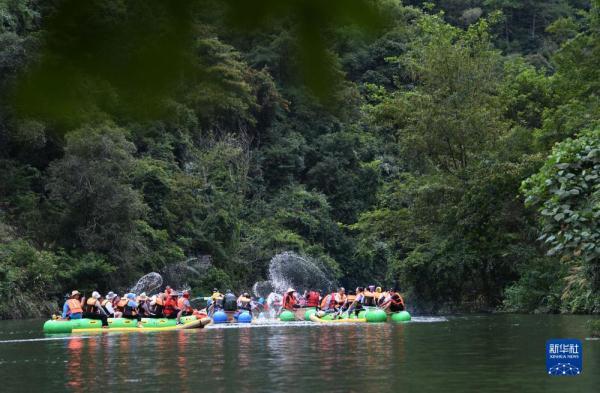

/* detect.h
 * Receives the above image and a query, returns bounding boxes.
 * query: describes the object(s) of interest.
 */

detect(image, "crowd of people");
[60,286,199,328]
[59,285,406,327]
[207,285,405,319]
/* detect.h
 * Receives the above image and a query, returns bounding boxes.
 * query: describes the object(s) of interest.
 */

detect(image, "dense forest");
[0,0,598,318]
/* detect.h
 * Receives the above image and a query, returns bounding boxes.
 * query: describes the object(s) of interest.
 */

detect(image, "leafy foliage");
[0,0,598,318]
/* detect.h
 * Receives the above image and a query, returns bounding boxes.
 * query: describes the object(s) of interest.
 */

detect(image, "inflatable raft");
[43,315,211,334]
[309,314,367,323]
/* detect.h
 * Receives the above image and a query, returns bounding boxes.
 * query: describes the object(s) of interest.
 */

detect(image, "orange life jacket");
[282,294,296,310]
[306,291,320,307]
[320,293,337,310]
[66,299,83,314]
[178,297,193,313]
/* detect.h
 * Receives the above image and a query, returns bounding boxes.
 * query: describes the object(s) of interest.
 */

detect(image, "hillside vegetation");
[0,0,598,318]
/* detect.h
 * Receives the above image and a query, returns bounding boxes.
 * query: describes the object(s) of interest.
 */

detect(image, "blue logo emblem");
[546,339,582,376]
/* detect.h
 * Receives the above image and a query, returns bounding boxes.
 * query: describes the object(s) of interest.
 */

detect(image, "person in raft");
[62,290,83,320]
[380,290,405,313]
[320,289,338,313]
[237,292,252,314]
[82,291,109,328]
[343,287,365,318]
[122,293,143,327]
[163,291,187,325]
[178,291,194,317]
[207,288,224,316]
[104,292,120,317]
[137,293,155,318]
[305,289,321,309]
[282,288,300,311]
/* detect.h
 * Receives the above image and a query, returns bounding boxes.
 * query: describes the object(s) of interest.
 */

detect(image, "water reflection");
[65,338,84,393]
[27,316,596,393]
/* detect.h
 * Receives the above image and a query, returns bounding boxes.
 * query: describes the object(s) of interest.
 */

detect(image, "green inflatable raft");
[43,315,209,334]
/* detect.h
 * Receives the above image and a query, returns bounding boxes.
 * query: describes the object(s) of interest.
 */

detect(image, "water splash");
[252,281,273,298]
[130,272,163,295]
[266,251,336,294]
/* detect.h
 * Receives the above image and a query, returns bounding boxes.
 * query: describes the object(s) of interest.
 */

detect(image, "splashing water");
[266,251,336,294]
[252,281,274,298]
[130,272,163,295]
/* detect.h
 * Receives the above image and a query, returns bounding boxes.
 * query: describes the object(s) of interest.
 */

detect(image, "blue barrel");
[238,312,252,323]
[213,311,228,324]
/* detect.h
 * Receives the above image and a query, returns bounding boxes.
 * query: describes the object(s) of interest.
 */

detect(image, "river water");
[0,314,597,392]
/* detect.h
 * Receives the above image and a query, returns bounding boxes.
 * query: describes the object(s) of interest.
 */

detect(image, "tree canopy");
[0,0,598,317]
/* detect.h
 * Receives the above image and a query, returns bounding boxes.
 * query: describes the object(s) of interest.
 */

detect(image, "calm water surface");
[0,314,598,393]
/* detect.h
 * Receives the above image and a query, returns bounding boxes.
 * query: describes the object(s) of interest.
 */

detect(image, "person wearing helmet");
[82,291,109,327]
[62,290,83,320]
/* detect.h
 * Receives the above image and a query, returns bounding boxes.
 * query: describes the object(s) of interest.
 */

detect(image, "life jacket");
[282,293,296,310]
[83,297,98,313]
[306,291,320,307]
[163,298,178,316]
[178,297,193,313]
[66,299,83,315]
[320,293,337,310]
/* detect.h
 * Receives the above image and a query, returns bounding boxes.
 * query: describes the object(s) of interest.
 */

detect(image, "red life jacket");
[306,291,320,307]
[163,297,178,316]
